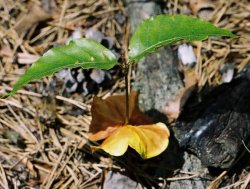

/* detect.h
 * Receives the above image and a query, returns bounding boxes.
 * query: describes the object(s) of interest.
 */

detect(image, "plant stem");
[124,68,129,125]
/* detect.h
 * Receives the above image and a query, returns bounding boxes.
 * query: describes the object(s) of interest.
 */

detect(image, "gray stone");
[103,171,141,189]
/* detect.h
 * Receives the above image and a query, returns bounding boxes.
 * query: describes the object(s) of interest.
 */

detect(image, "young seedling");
[4,15,236,159]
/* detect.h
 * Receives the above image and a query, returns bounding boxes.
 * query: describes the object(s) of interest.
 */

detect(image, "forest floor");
[0,0,249,188]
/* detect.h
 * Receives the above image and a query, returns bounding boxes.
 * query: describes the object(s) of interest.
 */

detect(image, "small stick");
[124,69,129,125]
[123,21,131,125]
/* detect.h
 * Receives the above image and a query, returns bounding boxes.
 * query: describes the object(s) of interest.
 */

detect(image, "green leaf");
[8,38,118,96]
[128,15,237,62]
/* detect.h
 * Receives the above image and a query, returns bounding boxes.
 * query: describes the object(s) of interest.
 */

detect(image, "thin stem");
[124,69,129,125]
[122,21,130,125]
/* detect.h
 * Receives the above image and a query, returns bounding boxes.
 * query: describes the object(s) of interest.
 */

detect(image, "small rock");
[66,28,82,44]
[103,171,141,189]
[220,64,234,83]
[169,152,208,189]
[85,28,104,42]
[90,69,105,84]
[178,44,197,66]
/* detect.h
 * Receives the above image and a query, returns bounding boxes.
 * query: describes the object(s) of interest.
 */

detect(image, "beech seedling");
[5,15,236,159]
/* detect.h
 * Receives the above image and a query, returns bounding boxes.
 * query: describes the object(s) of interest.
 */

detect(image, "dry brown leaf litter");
[166,0,250,87]
[0,0,249,188]
[0,0,126,188]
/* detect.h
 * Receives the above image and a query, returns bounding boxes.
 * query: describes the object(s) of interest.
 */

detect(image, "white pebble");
[221,65,234,83]
[90,69,105,84]
[178,44,197,66]
[85,28,104,42]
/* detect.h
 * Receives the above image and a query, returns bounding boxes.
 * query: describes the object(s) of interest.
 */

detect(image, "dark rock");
[175,77,250,168]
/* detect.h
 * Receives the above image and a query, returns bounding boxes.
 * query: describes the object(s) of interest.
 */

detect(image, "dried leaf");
[189,0,216,20]
[163,69,198,120]
[14,1,58,35]
[89,91,152,141]
[88,92,169,158]
[89,126,121,141]
[92,123,170,159]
